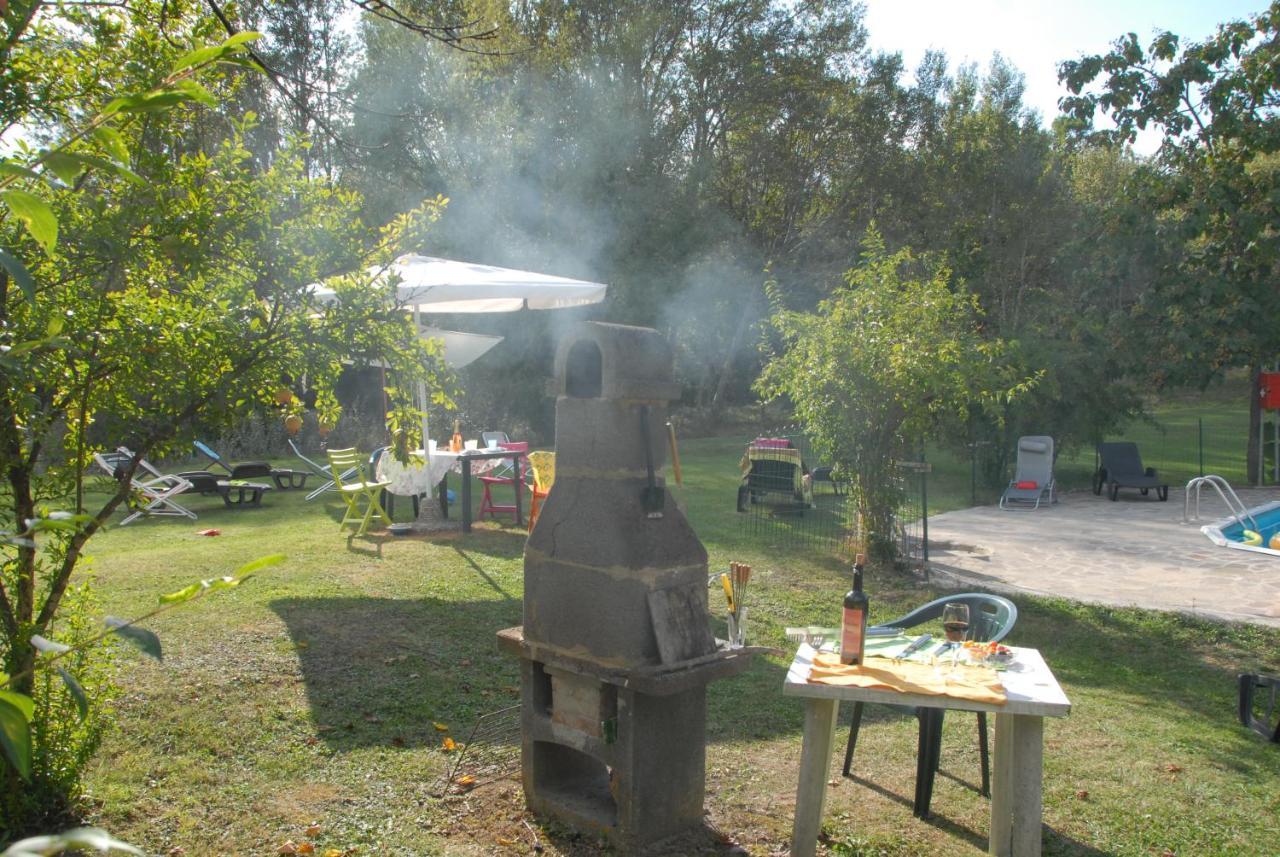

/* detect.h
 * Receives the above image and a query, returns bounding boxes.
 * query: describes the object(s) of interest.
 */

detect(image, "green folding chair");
[326,447,390,536]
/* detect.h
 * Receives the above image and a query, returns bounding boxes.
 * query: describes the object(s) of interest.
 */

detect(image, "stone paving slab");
[925,486,1280,627]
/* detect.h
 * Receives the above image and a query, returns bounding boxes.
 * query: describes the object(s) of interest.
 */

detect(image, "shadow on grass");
[271,595,523,750]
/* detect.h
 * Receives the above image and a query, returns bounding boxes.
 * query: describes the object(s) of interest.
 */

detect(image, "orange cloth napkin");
[808,651,1006,705]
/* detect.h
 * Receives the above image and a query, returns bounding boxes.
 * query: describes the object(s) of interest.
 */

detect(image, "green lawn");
[70,436,1280,856]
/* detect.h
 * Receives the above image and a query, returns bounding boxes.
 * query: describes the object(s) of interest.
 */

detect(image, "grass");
[64,435,1280,855]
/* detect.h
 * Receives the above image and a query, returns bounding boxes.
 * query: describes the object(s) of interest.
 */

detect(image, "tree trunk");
[1248,364,1263,486]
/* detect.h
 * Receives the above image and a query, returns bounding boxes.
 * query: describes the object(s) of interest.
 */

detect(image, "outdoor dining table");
[783,643,1071,857]
[376,446,526,532]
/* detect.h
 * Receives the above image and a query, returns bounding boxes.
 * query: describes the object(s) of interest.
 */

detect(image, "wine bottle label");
[841,607,864,665]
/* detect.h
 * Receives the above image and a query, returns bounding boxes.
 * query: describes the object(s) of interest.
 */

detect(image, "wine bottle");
[840,553,868,666]
[450,419,463,453]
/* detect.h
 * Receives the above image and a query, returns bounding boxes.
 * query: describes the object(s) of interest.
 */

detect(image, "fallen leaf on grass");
[442,737,458,752]
[496,836,515,846]
[305,825,321,837]
[296,844,315,855]
[304,736,320,746]
[433,722,449,732]
[323,851,343,857]
[1074,789,1089,800]
[363,713,382,723]
[196,528,221,537]
[278,841,297,855]
[296,640,309,649]
[1163,763,1183,774]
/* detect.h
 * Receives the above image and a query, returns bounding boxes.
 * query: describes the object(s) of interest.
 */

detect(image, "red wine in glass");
[942,603,970,643]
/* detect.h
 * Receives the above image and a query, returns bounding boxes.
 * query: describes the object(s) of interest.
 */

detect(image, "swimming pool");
[1202,499,1280,556]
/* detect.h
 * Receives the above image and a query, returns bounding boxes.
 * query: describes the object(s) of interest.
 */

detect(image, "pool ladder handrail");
[1184,474,1258,531]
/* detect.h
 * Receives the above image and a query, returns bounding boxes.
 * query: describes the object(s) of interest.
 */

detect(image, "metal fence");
[735,431,928,567]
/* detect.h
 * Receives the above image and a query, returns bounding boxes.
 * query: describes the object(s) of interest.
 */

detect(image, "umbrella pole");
[416,306,430,454]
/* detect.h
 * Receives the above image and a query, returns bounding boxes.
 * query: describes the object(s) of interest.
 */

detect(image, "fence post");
[1198,417,1204,478]
[920,448,929,564]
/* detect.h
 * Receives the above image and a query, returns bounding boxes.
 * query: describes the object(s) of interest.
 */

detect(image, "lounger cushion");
[1018,439,1049,453]
[1015,480,1038,489]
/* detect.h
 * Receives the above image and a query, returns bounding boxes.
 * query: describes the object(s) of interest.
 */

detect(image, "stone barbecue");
[498,321,755,849]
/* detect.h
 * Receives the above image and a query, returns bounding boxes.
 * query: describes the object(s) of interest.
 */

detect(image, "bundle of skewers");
[719,561,751,646]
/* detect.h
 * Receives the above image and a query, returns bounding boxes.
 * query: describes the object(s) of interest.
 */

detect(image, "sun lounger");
[288,438,357,500]
[1093,442,1168,501]
[999,436,1057,510]
[95,447,197,525]
[195,440,307,489]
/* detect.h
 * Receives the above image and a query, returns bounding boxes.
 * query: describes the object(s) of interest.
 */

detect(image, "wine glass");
[942,602,970,642]
[941,603,970,673]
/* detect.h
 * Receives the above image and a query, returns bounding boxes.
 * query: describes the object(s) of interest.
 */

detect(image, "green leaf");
[2,827,144,856]
[0,247,36,303]
[233,553,286,579]
[0,162,41,181]
[104,618,162,661]
[0,697,32,781]
[203,576,240,593]
[158,582,202,605]
[224,31,264,48]
[171,44,224,74]
[43,152,83,185]
[174,79,218,108]
[57,667,89,720]
[0,691,34,721]
[30,634,71,655]
[56,153,145,186]
[0,190,57,253]
[92,127,130,165]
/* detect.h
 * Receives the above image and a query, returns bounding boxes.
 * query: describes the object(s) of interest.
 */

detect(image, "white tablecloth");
[376,449,506,496]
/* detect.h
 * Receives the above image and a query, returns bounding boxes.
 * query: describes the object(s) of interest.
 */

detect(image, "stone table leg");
[989,713,1044,857]
[791,697,839,857]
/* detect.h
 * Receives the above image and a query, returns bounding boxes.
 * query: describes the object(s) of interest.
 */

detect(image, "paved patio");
[925,485,1280,627]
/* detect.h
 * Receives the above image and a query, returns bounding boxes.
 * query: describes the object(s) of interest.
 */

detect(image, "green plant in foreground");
[0,552,283,842]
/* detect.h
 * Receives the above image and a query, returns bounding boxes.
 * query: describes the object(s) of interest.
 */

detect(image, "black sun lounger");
[1092,442,1168,501]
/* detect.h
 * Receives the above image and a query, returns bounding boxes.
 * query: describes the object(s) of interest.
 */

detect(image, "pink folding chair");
[477,441,529,522]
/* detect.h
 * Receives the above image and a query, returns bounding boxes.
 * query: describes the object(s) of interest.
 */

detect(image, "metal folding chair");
[94,447,197,525]
[288,438,357,501]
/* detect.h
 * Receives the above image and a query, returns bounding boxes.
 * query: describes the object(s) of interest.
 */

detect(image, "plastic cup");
[464,439,478,451]
[486,438,499,449]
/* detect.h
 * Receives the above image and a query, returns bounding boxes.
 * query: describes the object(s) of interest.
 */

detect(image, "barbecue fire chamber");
[498,321,757,849]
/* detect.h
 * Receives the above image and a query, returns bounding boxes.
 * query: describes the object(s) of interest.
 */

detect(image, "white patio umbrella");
[309,255,608,444]
[421,327,503,370]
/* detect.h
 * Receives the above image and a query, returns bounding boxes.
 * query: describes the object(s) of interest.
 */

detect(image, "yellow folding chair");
[326,448,390,536]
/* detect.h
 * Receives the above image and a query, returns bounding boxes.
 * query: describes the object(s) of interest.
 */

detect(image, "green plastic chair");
[842,592,1018,819]
[326,447,390,536]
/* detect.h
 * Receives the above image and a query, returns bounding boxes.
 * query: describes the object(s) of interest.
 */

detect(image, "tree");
[1060,2,1280,482]
[756,230,1036,560]
[0,1,450,828]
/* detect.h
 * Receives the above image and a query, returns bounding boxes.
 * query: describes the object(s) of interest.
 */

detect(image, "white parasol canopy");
[309,254,608,313]
[421,327,503,369]
[309,255,607,450]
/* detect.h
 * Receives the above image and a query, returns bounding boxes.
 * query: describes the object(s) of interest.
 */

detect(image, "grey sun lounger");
[999,435,1057,510]
[1092,441,1168,501]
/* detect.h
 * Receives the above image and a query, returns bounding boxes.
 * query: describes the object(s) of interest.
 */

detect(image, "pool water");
[1202,500,1280,556]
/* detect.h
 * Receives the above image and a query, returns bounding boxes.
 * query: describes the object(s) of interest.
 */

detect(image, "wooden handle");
[666,421,683,486]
